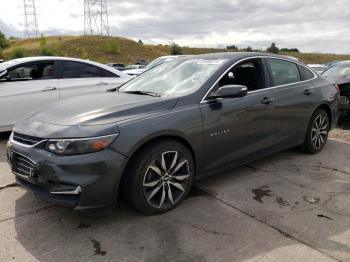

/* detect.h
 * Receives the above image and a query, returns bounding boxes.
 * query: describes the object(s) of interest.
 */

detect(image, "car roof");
[179,52,302,65]
[0,56,130,78]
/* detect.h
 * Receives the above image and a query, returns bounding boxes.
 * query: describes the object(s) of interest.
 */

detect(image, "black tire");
[123,139,194,215]
[301,109,330,154]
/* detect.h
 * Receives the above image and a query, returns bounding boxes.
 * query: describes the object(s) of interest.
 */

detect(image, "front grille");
[13,132,43,146]
[12,153,36,178]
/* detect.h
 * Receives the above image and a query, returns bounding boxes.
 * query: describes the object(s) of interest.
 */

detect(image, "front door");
[200,58,279,175]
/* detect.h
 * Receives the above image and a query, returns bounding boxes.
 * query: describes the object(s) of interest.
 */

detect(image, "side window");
[215,59,265,92]
[1,61,55,82]
[103,69,119,78]
[299,65,315,80]
[60,61,105,78]
[266,58,301,86]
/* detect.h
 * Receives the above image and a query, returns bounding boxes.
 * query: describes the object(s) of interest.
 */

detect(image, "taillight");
[335,84,340,92]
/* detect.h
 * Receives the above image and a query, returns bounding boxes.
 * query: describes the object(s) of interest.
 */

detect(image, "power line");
[23,0,39,38]
[84,0,110,36]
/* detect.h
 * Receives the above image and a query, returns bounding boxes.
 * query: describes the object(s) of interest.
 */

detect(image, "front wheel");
[301,109,330,154]
[124,140,194,215]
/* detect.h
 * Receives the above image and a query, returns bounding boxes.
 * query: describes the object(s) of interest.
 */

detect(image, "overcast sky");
[0,0,349,54]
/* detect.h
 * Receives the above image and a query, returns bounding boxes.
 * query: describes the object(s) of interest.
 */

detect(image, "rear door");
[259,58,317,147]
[0,60,59,129]
[57,60,126,99]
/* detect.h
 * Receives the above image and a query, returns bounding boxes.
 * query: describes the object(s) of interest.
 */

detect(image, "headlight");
[46,134,119,155]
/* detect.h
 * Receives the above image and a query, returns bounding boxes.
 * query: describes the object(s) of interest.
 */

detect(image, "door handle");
[303,89,314,95]
[96,82,108,86]
[42,87,57,92]
[261,97,275,105]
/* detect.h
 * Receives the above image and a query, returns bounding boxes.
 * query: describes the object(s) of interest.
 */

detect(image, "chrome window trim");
[200,56,317,103]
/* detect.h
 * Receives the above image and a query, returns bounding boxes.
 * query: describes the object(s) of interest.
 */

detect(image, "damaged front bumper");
[6,135,128,210]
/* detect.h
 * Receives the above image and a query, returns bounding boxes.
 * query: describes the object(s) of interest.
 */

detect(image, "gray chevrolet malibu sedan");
[7,52,339,214]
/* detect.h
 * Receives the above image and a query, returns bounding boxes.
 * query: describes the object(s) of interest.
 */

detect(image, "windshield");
[322,65,350,78]
[146,57,177,69]
[120,59,227,97]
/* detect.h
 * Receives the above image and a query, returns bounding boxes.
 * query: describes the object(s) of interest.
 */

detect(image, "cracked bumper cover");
[7,142,129,210]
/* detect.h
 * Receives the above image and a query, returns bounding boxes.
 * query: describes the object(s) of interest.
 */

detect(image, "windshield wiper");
[123,90,161,97]
[106,87,119,92]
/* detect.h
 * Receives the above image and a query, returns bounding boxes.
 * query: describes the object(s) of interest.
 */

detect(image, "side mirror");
[213,85,248,99]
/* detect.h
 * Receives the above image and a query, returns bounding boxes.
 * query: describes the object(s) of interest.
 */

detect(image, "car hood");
[323,75,350,85]
[15,92,178,138]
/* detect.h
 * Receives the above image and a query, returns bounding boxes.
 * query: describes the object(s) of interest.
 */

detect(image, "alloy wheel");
[311,113,329,150]
[143,151,191,209]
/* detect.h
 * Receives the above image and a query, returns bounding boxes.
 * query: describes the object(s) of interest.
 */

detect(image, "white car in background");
[124,55,186,76]
[308,64,327,74]
[0,56,131,132]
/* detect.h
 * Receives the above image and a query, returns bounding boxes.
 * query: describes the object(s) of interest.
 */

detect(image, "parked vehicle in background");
[322,61,350,110]
[106,63,126,71]
[325,61,342,68]
[135,59,148,66]
[308,64,327,74]
[124,55,186,76]
[7,52,338,214]
[125,64,146,70]
[0,56,131,132]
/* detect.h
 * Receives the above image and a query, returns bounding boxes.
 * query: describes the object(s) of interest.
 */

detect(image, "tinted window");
[217,59,265,92]
[299,65,315,80]
[104,70,119,77]
[61,61,105,78]
[266,58,301,86]
[0,61,55,82]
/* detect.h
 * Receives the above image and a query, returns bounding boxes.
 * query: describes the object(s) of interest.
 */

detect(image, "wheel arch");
[315,103,332,124]
[119,132,198,192]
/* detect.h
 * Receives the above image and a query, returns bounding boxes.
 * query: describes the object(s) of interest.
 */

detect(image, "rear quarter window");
[266,58,301,86]
[299,65,315,80]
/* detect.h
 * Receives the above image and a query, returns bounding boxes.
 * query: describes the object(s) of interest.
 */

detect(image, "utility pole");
[23,0,39,38]
[84,0,110,36]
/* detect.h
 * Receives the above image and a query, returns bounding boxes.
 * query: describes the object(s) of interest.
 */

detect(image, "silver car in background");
[308,64,327,74]
[0,56,132,132]
[123,55,186,76]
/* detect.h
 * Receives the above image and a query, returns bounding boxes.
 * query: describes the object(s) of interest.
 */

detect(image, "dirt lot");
[0,123,350,262]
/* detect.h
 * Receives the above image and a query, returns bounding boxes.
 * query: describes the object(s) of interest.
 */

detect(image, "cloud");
[105,0,350,53]
[0,0,349,53]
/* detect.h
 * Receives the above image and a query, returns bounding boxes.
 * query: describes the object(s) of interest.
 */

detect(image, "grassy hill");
[2,35,350,65]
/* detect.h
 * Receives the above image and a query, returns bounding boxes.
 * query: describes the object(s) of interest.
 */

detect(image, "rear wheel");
[302,109,330,154]
[124,139,194,215]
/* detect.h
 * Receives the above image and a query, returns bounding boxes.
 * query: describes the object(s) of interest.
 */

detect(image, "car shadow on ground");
[9,139,350,261]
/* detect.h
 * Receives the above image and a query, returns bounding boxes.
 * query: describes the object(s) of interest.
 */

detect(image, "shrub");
[280,48,300,53]
[266,42,279,54]
[0,31,9,49]
[227,45,238,50]
[107,40,120,54]
[11,48,25,59]
[170,43,183,55]
[39,34,54,56]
